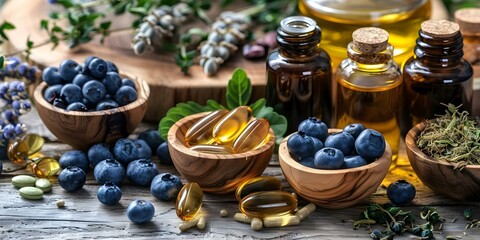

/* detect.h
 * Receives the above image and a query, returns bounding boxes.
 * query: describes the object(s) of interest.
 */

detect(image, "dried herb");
[415,104,480,169]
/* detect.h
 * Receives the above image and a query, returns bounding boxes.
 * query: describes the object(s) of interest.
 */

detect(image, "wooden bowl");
[278,129,392,209]
[33,73,149,151]
[167,112,275,194]
[406,122,480,201]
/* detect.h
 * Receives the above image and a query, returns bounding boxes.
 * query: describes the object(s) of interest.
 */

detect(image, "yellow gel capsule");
[235,176,282,202]
[176,182,203,221]
[189,144,234,154]
[185,110,229,147]
[31,157,61,178]
[22,133,45,156]
[213,106,252,144]
[7,139,29,164]
[233,118,270,153]
[239,191,298,219]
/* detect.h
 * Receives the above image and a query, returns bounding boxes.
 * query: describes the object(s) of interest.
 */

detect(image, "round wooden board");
[0,0,266,123]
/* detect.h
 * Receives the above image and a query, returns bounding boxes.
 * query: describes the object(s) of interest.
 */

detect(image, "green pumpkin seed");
[19,186,44,200]
[11,175,37,188]
[35,178,52,193]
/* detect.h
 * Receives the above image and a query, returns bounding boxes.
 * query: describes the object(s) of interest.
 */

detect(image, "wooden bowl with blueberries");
[167,109,275,194]
[278,118,392,209]
[33,57,150,151]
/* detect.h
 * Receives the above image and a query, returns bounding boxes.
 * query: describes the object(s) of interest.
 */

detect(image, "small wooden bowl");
[406,122,480,201]
[33,73,149,151]
[167,112,275,194]
[279,129,392,209]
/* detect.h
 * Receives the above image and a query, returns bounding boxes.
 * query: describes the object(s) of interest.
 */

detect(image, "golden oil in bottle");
[298,0,431,68]
[334,28,402,162]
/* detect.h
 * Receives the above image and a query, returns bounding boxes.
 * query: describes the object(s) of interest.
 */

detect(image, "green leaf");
[226,68,252,109]
[206,99,226,111]
[249,98,266,116]
[40,19,49,31]
[129,7,149,16]
[1,21,15,30]
[0,56,4,70]
[57,0,74,8]
[49,12,60,19]
[158,101,210,140]
[255,106,287,139]
[100,21,111,30]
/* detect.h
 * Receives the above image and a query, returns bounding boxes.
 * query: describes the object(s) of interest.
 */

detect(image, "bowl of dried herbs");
[405,104,480,201]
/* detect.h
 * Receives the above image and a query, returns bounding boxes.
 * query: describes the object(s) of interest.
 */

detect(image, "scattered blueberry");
[115,85,137,106]
[324,131,355,156]
[298,156,316,168]
[88,143,113,167]
[314,147,344,170]
[127,200,155,224]
[60,83,82,104]
[387,180,416,205]
[96,99,120,111]
[87,57,108,80]
[58,166,87,192]
[43,84,63,103]
[343,155,368,169]
[59,59,80,82]
[102,72,122,95]
[343,123,366,139]
[94,159,126,185]
[298,117,328,142]
[134,139,152,159]
[59,150,89,172]
[114,138,139,166]
[126,159,159,187]
[391,222,403,234]
[370,229,382,240]
[138,129,164,154]
[150,173,183,201]
[72,73,91,87]
[82,80,107,104]
[97,182,122,205]
[156,142,172,165]
[286,131,315,159]
[66,102,88,111]
[42,66,64,85]
[355,129,386,160]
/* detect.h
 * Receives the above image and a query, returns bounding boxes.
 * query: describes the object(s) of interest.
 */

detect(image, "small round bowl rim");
[32,72,150,117]
[406,121,480,169]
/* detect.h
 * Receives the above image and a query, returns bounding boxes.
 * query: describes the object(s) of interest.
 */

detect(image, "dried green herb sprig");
[415,104,480,169]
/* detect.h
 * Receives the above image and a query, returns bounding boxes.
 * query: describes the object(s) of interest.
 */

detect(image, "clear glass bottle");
[266,16,332,134]
[334,27,402,161]
[401,20,474,135]
[298,0,431,69]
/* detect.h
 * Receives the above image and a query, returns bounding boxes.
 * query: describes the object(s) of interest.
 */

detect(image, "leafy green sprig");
[158,68,287,143]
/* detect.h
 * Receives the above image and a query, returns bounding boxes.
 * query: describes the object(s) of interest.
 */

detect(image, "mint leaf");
[206,99,226,110]
[255,106,288,140]
[249,98,266,116]
[226,68,251,109]
[158,101,210,140]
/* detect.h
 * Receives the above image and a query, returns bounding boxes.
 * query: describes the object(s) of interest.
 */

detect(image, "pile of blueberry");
[287,117,386,170]
[42,56,138,111]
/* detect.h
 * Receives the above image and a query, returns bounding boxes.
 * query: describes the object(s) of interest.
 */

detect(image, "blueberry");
[72,73,91,87]
[286,131,315,159]
[355,129,386,160]
[126,159,159,187]
[387,180,416,205]
[343,123,366,139]
[84,56,98,66]
[88,143,113,167]
[106,61,118,73]
[134,139,152,159]
[102,72,122,95]
[122,78,136,89]
[113,138,139,166]
[127,200,155,225]
[298,117,328,142]
[82,80,107,104]
[97,182,122,205]
[324,131,355,156]
[94,159,126,185]
[59,59,80,82]
[0,158,3,175]
[311,136,324,153]
[298,156,316,168]
[53,98,66,109]
[150,173,183,201]
[58,166,87,192]
[42,66,65,85]
[343,155,368,169]
[314,147,344,169]
[115,85,137,106]
[370,229,382,240]
[391,222,403,234]
[60,83,83,104]
[66,102,88,111]
[138,129,164,155]
[96,99,120,111]
[87,57,108,80]
[156,142,172,165]
[420,229,433,238]
[43,84,63,103]
[59,150,89,172]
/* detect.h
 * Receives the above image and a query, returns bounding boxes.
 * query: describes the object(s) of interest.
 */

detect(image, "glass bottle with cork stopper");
[455,8,480,115]
[334,27,402,161]
[266,16,332,134]
[401,20,474,135]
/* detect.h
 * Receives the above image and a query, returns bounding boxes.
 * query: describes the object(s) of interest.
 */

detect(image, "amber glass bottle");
[266,16,332,134]
[334,27,402,160]
[402,20,474,135]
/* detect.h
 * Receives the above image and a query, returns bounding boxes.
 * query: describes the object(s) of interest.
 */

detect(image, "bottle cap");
[454,8,480,34]
[280,16,317,35]
[420,20,460,37]
[352,27,389,54]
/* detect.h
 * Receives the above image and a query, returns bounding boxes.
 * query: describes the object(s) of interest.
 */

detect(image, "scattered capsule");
[22,133,45,156]
[234,212,252,224]
[185,110,228,147]
[295,203,316,221]
[179,218,199,232]
[189,144,234,154]
[176,182,203,221]
[220,209,228,217]
[239,191,298,219]
[235,176,282,201]
[30,157,61,178]
[251,218,263,231]
[263,215,300,228]
[232,118,270,153]
[196,216,206,229]
[213,106,252,144]
[7,139,29,164]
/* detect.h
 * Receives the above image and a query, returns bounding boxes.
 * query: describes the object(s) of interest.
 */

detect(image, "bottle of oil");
[402,20,474,135]
[334,27,402,161]
[298,0,431,68]
[266,16,332,134]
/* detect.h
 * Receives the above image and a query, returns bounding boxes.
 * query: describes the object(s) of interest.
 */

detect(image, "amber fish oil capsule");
[213,106,252,144]
[7,139,29,164]
[232,118,270,153]
[185,110,229,147]
[31,157,61,178]
[22,133,45,156]
[239,191,298,219]
[235,176,282,201]
[176,182,203,221]
[189,144,234,154]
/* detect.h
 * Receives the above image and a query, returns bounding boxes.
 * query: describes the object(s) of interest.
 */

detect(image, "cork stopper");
[454,8,480,34]
[420,20,460,38]
[352,27,389,54]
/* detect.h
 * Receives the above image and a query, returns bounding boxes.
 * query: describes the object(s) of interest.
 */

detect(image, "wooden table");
[1,109,480,240]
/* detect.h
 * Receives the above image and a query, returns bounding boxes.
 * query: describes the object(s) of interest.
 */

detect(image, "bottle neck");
[414,30,464,67]
[277,26,321,56]
[346,42,394,72]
